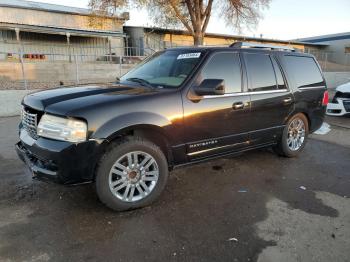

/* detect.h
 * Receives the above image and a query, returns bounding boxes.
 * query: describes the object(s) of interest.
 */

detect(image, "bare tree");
[89,0,270,46]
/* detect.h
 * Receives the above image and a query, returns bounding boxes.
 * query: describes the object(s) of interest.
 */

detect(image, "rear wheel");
[95,137,169,211]
[274,113,309,157]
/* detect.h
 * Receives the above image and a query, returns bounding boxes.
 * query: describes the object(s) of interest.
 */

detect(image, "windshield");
[120,50,204,88]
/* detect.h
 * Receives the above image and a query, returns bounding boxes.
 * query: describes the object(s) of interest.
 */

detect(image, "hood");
[336,81,350,93]
[22,83,159,115]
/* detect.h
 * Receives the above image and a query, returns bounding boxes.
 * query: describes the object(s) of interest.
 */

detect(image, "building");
[0,0,129,61]
[123,26,325,55]
[297,32,350,66]
[1,1,346,90]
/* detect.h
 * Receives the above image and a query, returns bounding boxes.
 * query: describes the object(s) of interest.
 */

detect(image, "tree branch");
[184,0,197,32]
[194,0,201,24]
[90,0,270,46]
[201,0,213,33]
[199,0,204,18]
[169,0,194,34]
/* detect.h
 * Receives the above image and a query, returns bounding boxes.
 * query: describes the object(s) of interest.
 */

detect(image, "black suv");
[16,42,328,211]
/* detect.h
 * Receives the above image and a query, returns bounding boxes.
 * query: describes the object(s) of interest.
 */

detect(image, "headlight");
[37,114,87,143]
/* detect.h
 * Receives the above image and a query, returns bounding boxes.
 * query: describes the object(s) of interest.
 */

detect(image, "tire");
[95,136,169,211]
[273,113,309,158]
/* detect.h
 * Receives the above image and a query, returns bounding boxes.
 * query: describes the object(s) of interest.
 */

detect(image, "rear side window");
[271,57,286,90]
[283,56,324,88]
[244,53,278,92]
[199,52,242,93]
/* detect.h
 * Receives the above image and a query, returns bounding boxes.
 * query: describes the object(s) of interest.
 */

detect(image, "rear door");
[242,52,294,145]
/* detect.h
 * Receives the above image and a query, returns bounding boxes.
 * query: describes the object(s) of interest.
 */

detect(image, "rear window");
[244,53,279,92]
[271,57,286,90]
[283,56,324,88]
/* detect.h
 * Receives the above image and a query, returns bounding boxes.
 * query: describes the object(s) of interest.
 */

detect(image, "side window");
[283,56,324,88]
[199,52,242,93]
[271,57,286,90]
[245,53,277,92]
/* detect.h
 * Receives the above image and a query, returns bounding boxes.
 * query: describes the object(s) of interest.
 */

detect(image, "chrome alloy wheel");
[108,151,159,202]
[287,118,305,151]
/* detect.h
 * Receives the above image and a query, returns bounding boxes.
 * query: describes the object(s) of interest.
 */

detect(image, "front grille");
[22,107,39,139]
[343,100,350,112]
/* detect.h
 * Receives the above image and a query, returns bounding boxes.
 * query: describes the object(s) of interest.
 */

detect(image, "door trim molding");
[187,141,250,156]
[202,89,288,99]
[298,86,326,90]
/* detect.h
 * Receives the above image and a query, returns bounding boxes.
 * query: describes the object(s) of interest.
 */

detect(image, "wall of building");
[145,32,164,51]
[124,27,144,50]
[125,27,310,53]
[123,27,157,56]
[0,5,127,58]
[322,39,350,65]
[0,29,127,61]
[110,37,125,56]
[0,7,123,32]
[0,30,111,59]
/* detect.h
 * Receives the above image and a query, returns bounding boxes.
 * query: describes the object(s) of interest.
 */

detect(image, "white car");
[327,81,350,116]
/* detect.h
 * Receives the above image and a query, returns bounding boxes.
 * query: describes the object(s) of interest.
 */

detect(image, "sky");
[27,0,350,40]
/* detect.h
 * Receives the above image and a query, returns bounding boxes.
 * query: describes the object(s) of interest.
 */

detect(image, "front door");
[182,51,251,160]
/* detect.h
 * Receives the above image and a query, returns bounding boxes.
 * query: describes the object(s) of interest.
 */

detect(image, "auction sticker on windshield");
[177,53,201,59]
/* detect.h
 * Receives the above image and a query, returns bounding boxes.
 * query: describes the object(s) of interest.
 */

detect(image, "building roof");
[0,0,90,15]
[0,0,128,19]
[0,22,125,37]
[124,26,327,47]
[295,32,350,43]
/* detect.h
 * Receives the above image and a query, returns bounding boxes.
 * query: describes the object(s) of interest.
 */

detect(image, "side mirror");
[194,79,225,96]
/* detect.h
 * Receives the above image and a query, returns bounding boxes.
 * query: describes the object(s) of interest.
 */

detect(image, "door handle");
[283,97,292,104]
[233,102,244,110]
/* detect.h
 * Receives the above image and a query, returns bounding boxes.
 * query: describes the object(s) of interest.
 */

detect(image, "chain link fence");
[0,48,154,90]
[304,49,350,72]
[1,42,350,90]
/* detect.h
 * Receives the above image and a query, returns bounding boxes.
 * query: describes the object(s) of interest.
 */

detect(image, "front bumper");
[327,98,350,116]
[16,129,103,184]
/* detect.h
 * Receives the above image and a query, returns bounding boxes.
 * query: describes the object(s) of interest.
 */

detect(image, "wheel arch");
[100,124,174,167]
[285,110,311,130]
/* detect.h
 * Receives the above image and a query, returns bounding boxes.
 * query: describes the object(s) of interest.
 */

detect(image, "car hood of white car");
[336,82,350,93]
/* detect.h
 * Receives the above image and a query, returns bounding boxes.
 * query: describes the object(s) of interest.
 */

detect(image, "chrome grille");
[22,108,38,139]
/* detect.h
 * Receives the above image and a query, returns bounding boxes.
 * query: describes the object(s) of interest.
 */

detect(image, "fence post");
[74,54,79,85]
[19,48,27,90]
[119,56,122,77]
[108,37,112,62]
[66,33,71,63]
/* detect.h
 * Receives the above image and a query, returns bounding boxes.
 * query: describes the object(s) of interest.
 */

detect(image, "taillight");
[322,90,329,106]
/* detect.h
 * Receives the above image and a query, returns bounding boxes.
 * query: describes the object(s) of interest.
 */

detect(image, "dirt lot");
[0,116,349,262]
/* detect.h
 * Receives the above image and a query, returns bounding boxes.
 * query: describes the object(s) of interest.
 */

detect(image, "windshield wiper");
[126,78,154,88]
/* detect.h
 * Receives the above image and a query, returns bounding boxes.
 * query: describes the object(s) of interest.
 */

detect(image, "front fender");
[91,112,172,140]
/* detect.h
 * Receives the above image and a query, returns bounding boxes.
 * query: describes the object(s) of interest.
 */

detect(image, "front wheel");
[95,137,169,211]
[274,113,309,157]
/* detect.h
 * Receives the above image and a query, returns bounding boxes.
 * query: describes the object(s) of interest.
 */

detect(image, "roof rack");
[230,42,295,52]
